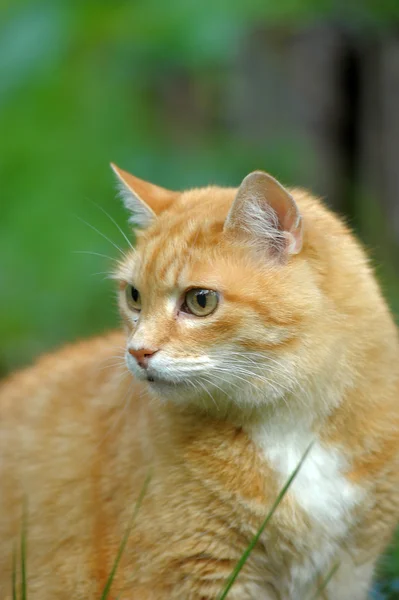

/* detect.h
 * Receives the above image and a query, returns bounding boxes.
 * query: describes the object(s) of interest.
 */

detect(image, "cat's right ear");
[111,163,179,228]
[224,171,303,260]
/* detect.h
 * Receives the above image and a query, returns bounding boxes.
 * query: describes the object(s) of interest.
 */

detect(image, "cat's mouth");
[146,374,175,386]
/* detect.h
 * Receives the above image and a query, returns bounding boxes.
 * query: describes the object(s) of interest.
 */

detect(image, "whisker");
[234,368,296,392]
[228,351,296,375]
[87,199,135,252]
[215,369,265,394]
[101,353,126,360]
[212,364,293,397]
[89,271,119,279]
[98,362,127,372]
[76,216,127,258]
[215,359,298,389]
[107,344,127,352]
[205,371,242,393]
[195,378,219,411]
[72,250,120,262]
[98,353,128,372]
[201,377,230,399]
[186,379,208,412]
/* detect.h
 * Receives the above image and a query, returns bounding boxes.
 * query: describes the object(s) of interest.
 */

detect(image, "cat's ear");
[224,171,303,258]
[111,163,179,228]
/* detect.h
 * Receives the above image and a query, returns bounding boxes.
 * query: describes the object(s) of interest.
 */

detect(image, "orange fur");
[0,168,398,599]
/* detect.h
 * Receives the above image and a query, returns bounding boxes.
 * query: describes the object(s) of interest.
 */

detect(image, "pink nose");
[128,347,158,369]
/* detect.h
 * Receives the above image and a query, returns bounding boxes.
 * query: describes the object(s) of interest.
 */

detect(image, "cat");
[0,164,398,600]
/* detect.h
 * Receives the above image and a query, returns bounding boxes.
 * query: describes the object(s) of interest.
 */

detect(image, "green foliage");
[375,530,399,599]
[11,503,27,600]
[1,1,398,372]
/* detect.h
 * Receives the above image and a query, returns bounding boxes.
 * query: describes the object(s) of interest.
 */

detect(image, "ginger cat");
[0,166,398,600]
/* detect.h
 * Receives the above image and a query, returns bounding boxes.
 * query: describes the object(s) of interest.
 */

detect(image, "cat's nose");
[128,347,158,369]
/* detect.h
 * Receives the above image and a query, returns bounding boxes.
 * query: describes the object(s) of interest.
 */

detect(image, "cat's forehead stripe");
[138,220,211,288]
[143,235,180,286]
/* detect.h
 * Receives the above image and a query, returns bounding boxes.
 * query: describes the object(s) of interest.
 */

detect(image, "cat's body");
[0,168,398,599]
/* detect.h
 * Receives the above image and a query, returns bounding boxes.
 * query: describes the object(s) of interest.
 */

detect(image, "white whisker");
[195,378,219,411]
[73,250,120,262]
[87,199,135,252]
[76,216,128,259]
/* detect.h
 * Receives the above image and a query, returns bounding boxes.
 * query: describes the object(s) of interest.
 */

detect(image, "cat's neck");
[173,365,346,429]
[165,382,329,438]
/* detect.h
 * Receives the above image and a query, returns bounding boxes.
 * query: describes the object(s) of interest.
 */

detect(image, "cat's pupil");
[197,292,207,308]
[132,287,139,303]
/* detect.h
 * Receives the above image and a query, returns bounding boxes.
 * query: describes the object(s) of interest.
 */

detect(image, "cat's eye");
[126,285,141,311]
[182,289,219,317]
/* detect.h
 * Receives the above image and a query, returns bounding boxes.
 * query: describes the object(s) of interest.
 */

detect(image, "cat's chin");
[145,378,200,404]
[146,375,176,387]
[140,373,212,405]
[131,370,187,395]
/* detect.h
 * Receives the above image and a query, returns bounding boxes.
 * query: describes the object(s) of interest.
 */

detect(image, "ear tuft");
[111,163,156,228]
[110,163,178,228]
[224,171,303,259]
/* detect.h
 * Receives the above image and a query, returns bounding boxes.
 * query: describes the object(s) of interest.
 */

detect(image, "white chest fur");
[248,418,363,536]
[247,416,365,596]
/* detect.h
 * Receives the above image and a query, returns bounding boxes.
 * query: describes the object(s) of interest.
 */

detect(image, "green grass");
[100,472,151,600]
[10,459,396,599]
[11,476,151,600]
[216,445,343,600]
[12,547,17,600]
[218,443,314,599]
[309,562,340,600]
[12,501,28,600]
[20,508,27,600]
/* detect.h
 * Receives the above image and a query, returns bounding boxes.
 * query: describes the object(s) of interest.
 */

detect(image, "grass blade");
[11,546,17,600]
[218,443,313,600]
[100,472,151,600]
[309,562,340,600]
[21,502,27,600]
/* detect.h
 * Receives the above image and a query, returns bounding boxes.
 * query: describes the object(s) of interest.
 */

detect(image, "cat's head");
[112,164,322,411]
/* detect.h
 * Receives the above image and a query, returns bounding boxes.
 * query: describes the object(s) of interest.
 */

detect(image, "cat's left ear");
[111,163,179,228]
[224,171,303,258]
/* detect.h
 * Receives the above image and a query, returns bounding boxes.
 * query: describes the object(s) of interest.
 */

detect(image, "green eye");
[126,285,141,311]
[183,289,218,317]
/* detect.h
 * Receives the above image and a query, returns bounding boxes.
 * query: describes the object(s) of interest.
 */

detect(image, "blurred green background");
[1,1,398,597]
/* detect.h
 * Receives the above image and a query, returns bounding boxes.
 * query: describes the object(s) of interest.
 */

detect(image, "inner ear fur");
[111,163,179,227]
[224,170,303,257]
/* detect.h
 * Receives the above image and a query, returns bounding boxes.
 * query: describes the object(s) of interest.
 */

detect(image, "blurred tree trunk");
[380,35,399,245]
[359,34,399,253]
[229,22,398,260]
[228,24,353,213]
